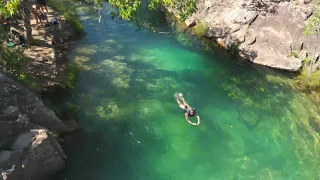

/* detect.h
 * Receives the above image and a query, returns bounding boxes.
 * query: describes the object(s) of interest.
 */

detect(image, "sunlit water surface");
[50,3,320,180]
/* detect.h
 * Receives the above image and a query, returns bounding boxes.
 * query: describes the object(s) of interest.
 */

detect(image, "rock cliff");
[0,71,75,180]
[187,0,320,71]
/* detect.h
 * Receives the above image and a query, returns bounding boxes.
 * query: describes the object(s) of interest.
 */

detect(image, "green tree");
[0,0,33,45]
[0,0,20,45]
[107,0,197,21]
[0,0,20,17]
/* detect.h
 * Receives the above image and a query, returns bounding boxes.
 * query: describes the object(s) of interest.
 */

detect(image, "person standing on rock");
[175,93,200,126]
[31,5,42,28]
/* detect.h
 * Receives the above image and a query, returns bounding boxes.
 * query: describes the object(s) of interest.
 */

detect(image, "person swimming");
[175,93,200,126]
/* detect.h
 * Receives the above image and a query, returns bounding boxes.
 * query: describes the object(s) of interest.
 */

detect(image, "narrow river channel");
[50,3,320,180]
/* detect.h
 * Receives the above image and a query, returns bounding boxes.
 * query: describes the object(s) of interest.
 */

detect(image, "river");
[49,3,320,180]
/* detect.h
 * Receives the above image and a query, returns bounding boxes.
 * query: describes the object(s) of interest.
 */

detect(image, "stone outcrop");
[0,71,72,133]
[0,71,77,180]
[0,107,66,180]
[188,0,320,71]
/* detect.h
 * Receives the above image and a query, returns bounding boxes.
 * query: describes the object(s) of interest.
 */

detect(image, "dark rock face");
[0,71,77,180]
[187,0,320,71]
[0,107,66,180]
[0,71,69,133]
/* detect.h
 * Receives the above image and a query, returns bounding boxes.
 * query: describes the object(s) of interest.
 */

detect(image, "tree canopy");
[107,0,198,21]
[0,0,20,18]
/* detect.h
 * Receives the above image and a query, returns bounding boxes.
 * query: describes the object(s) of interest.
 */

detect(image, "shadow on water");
[47,127,134,180]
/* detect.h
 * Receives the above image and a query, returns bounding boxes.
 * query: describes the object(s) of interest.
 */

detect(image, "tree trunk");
[21,0,32,45]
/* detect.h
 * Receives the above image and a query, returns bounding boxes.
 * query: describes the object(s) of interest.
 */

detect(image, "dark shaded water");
[49,3,320,180]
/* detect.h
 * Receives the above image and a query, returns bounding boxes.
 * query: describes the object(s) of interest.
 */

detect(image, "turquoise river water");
[49,3,320,180]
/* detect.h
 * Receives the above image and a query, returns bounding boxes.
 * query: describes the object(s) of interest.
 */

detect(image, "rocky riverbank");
[183,0,319,71]
[0,3,80,180]
[23,6,79,91]
[0,70,79,180]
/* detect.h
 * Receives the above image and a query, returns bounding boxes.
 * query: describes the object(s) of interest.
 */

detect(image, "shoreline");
[0,1,83,179]
[168,0,319,72]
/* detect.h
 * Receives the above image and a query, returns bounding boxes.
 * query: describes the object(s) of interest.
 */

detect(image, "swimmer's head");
[189,109,194,115]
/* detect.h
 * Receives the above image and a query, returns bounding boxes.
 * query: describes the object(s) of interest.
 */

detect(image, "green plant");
[303,56,311,64]
[193,21,208,37]
[304,4,320,35]
[0,46,30,77]
[63,62,79,88]
[0,45,40,89]
[295,2,320,92]
[294,65,320,91]
[0,0,21,43]
[289,50,300,58]
[107,0,197,21]
[47,0,84,36]
[0,0,20,18]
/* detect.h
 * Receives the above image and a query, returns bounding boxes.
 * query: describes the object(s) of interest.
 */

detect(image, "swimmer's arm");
[196,115,200,125]
[185,113,196,125]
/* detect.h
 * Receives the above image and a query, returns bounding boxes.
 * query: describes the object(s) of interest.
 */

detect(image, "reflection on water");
[51,3,320,180]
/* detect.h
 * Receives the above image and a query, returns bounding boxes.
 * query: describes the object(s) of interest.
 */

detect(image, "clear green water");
[51,4,320,180]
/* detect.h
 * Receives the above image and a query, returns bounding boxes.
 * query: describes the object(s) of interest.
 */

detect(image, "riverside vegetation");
[294,3,320,91]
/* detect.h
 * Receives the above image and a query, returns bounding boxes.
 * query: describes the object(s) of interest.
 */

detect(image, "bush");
[193,21,208,37]
[64,62,79,88]
[0,46,31,79]
[289,50,300,58]
[294,65,320,91]
[0,46,41,90]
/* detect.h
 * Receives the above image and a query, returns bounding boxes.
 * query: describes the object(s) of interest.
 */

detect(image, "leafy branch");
[107,0,198,21]
[0,0,20,18]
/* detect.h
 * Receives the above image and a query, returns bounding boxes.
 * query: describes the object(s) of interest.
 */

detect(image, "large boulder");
[0,107,66,180]
[0,70,78,179]
[228,8,258,25]
[192,0,320,71]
